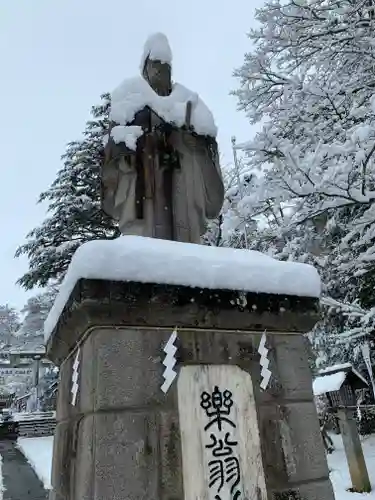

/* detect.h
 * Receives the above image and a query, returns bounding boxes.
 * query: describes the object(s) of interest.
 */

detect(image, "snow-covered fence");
[13,392,31,412]
[0,393,15,409]
[13,411,56,438]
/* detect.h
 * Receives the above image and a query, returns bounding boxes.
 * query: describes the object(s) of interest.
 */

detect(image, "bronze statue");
[102,33,224,243]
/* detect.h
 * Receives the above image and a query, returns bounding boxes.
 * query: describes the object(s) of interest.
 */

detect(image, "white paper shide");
[161,328,178,394]
[71,348,81,406]
[258,332,272,390]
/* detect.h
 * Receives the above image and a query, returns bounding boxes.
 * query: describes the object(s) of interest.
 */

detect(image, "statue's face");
[144,59,171,94]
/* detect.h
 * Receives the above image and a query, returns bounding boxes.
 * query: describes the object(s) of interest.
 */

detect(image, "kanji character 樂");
[200,386,235,431]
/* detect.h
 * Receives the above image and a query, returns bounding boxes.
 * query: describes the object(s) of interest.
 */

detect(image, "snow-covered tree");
[0,305,20,347]
[16,93,120,290]
[232,0,375,363]
[17,285,58,338]
[203,153,261,249]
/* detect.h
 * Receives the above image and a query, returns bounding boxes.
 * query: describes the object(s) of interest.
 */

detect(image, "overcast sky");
[0,0,262,311]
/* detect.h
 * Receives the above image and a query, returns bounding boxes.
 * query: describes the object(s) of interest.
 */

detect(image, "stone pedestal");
[47,280,335,500]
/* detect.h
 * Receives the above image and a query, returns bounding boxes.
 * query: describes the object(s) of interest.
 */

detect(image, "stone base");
[48,280,334,500]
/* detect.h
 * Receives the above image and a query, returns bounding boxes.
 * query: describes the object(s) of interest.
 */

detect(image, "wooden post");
[337,407,371,493]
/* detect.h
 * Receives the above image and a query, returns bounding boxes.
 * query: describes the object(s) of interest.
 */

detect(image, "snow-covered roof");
[313,363,369,396]
[12,411,56,422]
[2,346,45,356]
[319,363,368,387]
[319,362,352,374]
[44,236,320,341]
[140,32,172,71]
[1,336,45,356]
[313,372,346,396]
[7,345,45,353]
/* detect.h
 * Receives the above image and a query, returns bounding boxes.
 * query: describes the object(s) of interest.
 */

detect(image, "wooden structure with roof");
[313,362,371,493]
[313,362,369,408]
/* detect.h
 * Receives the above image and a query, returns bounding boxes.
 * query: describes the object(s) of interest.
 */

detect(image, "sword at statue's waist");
[143,133,156,199]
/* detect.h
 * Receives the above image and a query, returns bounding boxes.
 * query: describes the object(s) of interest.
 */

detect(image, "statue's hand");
[165,122,176,133]
[102,159,120,189]
[155,120,175,135]
[103,173,118,191]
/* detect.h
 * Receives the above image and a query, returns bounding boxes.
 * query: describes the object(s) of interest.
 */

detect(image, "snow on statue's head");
[141,33,173,96]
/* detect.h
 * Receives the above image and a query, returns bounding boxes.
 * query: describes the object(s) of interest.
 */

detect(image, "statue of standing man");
[101,33,224,243]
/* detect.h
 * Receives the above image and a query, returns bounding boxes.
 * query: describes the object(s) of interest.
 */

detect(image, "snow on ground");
[329,433,375,499]
[14,429,375,499]
[0,454,4,499]
[17,436,53,490]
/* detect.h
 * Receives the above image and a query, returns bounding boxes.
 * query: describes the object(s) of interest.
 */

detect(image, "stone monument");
[46,33,335,500]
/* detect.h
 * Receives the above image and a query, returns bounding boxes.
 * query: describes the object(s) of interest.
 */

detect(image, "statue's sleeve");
[102,114,147,218]
[102,121,123,218]
[104,120,137,166]
[170,130,224,220]
[200,136,225,218]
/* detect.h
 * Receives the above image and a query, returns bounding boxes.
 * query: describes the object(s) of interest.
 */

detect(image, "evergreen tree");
[16,93,120,289]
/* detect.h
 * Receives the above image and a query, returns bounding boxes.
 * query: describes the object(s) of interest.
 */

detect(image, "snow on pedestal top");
[44,236,321,341]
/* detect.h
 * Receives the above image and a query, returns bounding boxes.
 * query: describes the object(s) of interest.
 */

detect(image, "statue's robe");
[102,106,224,243]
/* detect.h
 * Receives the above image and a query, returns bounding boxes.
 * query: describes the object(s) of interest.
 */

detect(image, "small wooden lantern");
[313,363,368,409]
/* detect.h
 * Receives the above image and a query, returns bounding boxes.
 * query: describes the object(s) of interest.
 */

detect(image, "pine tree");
[16,93,120,289]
